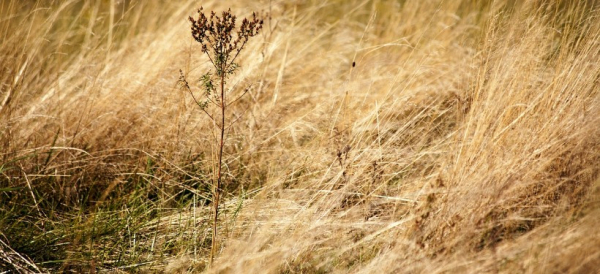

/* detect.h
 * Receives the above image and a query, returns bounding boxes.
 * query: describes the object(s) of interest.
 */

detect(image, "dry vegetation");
[1,0,599,273]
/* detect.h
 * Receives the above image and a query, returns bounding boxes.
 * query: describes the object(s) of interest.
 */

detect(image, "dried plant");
[179,7,263,264]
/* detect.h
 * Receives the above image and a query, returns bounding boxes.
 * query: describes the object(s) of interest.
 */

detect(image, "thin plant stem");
[184,7,264,265]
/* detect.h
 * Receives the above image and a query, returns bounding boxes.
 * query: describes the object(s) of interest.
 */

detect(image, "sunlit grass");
[1,0,598,272]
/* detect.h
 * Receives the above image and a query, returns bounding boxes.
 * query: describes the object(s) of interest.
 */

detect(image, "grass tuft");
[0,0,598,272]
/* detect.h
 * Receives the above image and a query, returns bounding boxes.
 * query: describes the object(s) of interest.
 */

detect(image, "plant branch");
[187,7,264,265]
[226,85,252,107]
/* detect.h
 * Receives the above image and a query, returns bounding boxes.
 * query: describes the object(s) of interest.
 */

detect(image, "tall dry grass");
[1,0,598,273]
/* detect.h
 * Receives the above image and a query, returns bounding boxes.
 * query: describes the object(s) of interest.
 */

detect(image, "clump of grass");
[1,0,598,273]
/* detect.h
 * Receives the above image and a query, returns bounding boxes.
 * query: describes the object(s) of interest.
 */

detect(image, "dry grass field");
[1,0,599,273]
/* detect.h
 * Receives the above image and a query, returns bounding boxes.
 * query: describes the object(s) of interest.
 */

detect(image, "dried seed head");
[189,8,264,72]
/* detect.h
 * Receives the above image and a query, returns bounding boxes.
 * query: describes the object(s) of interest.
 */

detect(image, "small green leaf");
[0,186,24,192]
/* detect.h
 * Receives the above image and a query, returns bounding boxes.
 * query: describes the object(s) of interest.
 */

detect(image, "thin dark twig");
[187,88,216,122]
[228,40,249,66]
[180,73,217,123]
[225,107,251,132]
[226,85,252,107]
